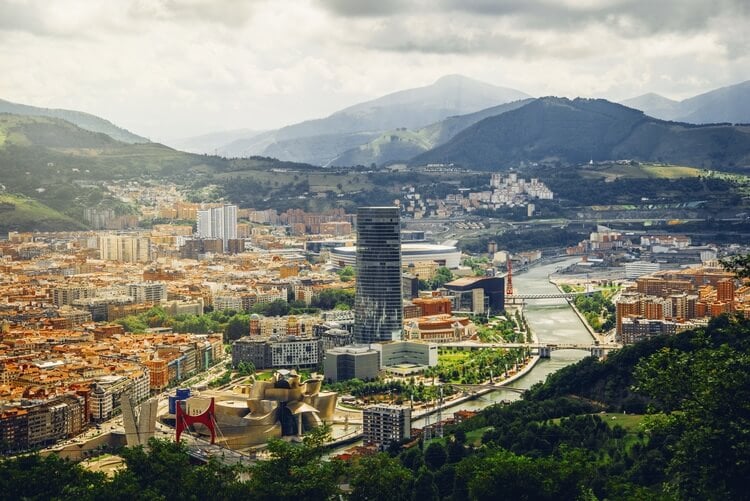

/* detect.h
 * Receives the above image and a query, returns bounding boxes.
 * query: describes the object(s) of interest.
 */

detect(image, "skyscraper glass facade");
[354,206,403,344]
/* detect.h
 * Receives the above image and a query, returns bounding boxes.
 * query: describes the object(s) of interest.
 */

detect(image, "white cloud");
[0,0,747,139]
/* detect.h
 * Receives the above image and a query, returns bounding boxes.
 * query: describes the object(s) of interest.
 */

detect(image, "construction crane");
[506,258,514,296]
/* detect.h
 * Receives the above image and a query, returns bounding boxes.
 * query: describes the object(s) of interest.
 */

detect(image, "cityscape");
[1,1,750,500]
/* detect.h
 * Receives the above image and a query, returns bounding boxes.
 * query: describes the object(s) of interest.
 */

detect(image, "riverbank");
[548,279,616,345]
[323,352,542,451]
[412,352,542,421]
[410,304,542,420]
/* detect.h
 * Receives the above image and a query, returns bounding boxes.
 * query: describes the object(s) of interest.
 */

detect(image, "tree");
[144,306,169,328]
[721,253,750,278]
[446,436,466,463]
[400,446,424,472]
[311,289,355,310]
[245,427,341,500]
[0,454,105,499]
[412,467,439,501]
[251,299,290,317]
[338,266,355,282]
[113,438,241,500]
[224,315,250,342]
[423,442,447,470]
[460,448,585,500]
[116,315,148,333]
[236,361,255,376]
[634,343,750,499]
[350,453,413,501]
[430,267,453,289]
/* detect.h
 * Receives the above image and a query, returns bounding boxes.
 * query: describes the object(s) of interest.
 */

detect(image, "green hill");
[0,98,148,143]
[0,113,329,229]
[0,192,86,232]
[0,113,218,184]
[411,97,750,171]
[0,114,214,228]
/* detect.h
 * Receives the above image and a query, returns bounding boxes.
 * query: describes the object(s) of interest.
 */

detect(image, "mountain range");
[2,75,750,176]
[165,128,265,154]
[215,75,531,164]
[5,75,750,169]
[1,96,749,234]
[330,98,535,167]
[411,97,750,170]
[620,80,750,124]
[209,76,750,167]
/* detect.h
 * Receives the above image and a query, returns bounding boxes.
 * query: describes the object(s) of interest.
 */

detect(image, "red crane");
[506,258,513,296]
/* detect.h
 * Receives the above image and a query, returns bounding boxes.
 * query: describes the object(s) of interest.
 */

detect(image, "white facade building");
[99,235,151,263]
[196,205,238,251]
[128,282,167,303]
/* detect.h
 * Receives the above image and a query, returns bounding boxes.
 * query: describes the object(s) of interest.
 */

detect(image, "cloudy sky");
[0,0,748,140]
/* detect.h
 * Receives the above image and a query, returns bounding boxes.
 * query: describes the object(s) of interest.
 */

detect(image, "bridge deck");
[507,291,596,300]
[442,342,621,351]
[453,384,526,393]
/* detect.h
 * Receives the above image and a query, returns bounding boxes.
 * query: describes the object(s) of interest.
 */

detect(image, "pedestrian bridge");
[441,342,621,358]
[506,291,597,300]
[452,384,527,394]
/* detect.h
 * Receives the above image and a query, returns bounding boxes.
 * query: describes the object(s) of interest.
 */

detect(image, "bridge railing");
[507,291,597,300]
[441,342,621,351]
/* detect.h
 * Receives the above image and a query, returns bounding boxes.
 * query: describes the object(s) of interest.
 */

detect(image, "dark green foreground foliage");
[2,314,749,500]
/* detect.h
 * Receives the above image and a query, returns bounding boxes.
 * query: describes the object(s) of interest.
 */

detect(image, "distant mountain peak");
[621,80,750,124]
[433,74,483,86]
[218,76,531,163]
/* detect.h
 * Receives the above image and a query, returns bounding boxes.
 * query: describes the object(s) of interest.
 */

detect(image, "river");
[327,257,591,447]
[409,257,591,426]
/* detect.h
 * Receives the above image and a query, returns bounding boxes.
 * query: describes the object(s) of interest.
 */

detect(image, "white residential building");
[197,205,238,251]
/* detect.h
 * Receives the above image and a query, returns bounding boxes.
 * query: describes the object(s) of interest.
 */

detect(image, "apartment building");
[0,394,86,452]
[128,282,167,303]
[99,235,151,263]
[232,335,323,370]
[363,404,411,448]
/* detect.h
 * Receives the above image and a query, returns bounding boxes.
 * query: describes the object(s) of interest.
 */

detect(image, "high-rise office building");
[196,205,238,251]
[354,206,403,344]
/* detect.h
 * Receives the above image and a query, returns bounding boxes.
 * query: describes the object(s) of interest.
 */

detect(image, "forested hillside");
[412,97,750,171]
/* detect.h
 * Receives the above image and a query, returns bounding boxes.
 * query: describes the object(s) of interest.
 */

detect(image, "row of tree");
[114,289,355,342]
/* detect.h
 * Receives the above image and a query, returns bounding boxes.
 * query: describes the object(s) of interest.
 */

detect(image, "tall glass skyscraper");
[354,206,403,344]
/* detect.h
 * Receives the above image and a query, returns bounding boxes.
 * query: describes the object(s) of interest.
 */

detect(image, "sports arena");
[329,243,461,269]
